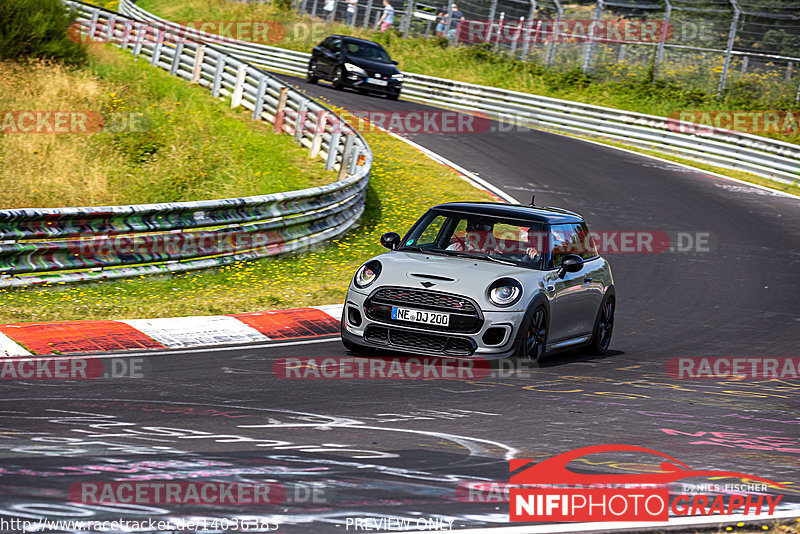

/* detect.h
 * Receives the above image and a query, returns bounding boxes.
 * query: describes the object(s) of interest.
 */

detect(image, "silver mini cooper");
[341,201,615,363]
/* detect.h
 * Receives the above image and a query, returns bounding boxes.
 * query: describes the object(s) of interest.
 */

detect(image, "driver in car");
[448,220,541,261]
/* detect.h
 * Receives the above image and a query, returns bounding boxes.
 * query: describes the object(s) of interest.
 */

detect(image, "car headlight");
[488,278,523,307]
[391,73,404,81]
[354,260,382,289]
[344,63,366,75]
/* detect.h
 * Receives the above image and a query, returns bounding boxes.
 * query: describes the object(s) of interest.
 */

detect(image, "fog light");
[482,327,506,346]
[347,306,362,327]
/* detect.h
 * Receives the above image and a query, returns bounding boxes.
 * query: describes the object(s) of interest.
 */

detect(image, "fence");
[119,0,800,185]
[0,0,372,289]
[298,0,800,99]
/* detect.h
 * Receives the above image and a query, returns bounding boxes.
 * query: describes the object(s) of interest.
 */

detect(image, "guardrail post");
[89,8,100,42]
[485,0,498,43]
[105,16,116,42]
[252,75,268,120]
[274,87,290,132]
[581,0,602,74]
[295,101,308,143]
[520,0,535,60]
[494,12,505,51]
[151,33,164,66]
[120,20,133,49]
[338,134,356,179]
[717,0,740,95]
[363,0,373,28]
[309,111,328,158]
[546,0,562,67]
[211,55,227,98]
[652,0,671,83]
[739,55,749,75]
[403,0,415,37]
[132,23,145,56]
[230,63,248,108]
[170,42,184,76]
[326,129,342,170]
[785,61,793,82]
[191,45,206,84]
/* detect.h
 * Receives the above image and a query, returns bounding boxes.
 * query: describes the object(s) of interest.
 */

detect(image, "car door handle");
[584,276,592,283]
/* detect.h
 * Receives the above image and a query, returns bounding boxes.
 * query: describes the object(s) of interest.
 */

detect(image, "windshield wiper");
[479,255,517,266]
[399,246,456,256]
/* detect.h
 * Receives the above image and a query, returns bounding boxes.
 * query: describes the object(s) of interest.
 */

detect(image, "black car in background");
[307,35,403,100]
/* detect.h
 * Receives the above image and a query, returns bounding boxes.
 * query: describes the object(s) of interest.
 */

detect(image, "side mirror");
[557,254,583,279]
[391,60,399,65]
[381,232,401,250]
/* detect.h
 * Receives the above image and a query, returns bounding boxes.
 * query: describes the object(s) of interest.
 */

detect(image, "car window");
[345,42,392,63]
[548,223,596,268]
[413,215,449,247]
[401,210,545,268]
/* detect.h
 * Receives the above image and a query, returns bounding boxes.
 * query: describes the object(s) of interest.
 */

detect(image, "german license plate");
[367,78,388,86]
[391,307,449,326]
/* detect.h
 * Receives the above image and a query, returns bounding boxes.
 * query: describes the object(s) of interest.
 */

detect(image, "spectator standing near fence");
[378,0,394,31]
[447,3,463,38]
[323,0,336,22]
[346,0,358,26]
[435,9,448,37]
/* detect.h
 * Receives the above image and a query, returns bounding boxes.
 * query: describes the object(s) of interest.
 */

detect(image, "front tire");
[306,61,318,84]
[587,293,615,355]
[331,66,345,90]
[517,305,548,365]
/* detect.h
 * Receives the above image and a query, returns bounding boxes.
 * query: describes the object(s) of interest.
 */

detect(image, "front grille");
[366,286,483,334]
[390,329,447,352]
[363,325,476,356]
[370,287,478,314]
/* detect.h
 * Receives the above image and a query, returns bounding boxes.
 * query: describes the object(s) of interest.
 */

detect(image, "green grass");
[0,44,332,209]
[138,0,800,147]
[0,130,492,322]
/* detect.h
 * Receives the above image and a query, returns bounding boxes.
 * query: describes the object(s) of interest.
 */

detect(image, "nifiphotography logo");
[508,445,783,522]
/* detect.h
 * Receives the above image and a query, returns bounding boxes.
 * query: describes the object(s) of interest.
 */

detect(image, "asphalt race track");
[1,74,799,533]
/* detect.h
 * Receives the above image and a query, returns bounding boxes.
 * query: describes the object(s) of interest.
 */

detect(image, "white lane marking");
[1,337,341,361]
[440,509,800,533]
[120,315,269,348]
[314,304,344,320]
[379,129,519,204]
[395,94,798,201]
[562,134,800,200]
[0,332,31,357]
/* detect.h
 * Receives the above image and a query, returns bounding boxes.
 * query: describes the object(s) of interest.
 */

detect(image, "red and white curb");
[0,304,343,356]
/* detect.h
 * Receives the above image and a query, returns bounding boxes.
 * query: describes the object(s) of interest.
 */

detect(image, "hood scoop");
[408,273,457,282]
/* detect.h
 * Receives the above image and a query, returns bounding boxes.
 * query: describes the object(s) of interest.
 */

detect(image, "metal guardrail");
[118,0,800,185]
[0,1,372,289]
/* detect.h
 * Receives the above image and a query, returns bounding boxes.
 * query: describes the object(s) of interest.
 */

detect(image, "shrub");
[0,0,88,65]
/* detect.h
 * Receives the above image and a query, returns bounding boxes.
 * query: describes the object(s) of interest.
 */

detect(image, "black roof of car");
[332,35,385,47]
[432,201,585,224]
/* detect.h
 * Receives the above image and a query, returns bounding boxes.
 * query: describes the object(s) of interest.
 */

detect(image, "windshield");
[344,41,393,63]
[400,210,547,269]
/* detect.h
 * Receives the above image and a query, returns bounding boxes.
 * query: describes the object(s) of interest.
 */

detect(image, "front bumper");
[342,287,526,360]
[344,72,402,95]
